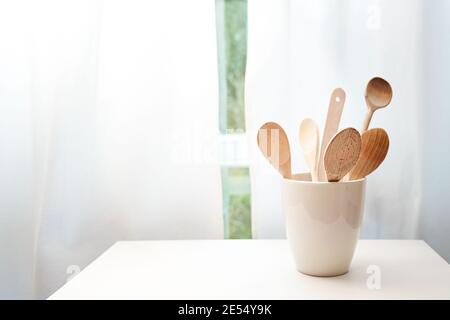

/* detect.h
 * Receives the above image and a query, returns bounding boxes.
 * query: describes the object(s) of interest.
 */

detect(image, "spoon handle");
[362,109,374,132]
[318,88,346,181]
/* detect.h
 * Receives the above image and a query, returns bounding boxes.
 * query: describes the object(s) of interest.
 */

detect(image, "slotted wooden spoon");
[257,122,292,178]
[318,88,346,181]
[349,128,389,180]
[324,128,361,182]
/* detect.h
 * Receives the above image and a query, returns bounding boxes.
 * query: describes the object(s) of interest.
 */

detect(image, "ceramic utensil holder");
[281,173,366,277]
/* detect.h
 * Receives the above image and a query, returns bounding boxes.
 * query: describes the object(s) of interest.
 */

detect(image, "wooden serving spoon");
[257,122,292,178]
[318,88,346,181]
[324,128,361,182]
[362,77,393,132]
[299,118,320,182]
[349,128,389,180]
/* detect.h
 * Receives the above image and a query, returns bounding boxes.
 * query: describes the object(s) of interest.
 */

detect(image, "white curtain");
[0,0,222,299]
[247,0,450,261]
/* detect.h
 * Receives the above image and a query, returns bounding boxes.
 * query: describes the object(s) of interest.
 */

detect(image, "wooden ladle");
[349,128,389,180]
[362,77,393,132]
[324,128,361,182]
[257,122,292,178]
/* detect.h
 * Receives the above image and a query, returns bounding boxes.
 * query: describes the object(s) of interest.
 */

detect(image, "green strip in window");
[216,0,247,133]
[216,0,251,239]
[221,167,251,239]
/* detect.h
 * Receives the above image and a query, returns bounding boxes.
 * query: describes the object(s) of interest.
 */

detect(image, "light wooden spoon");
[257,122,292,178]
[299,118,320,182]
[318,88,346,181]
[362,77,393,132]
[324,128,361,182]
[349,128,389,180]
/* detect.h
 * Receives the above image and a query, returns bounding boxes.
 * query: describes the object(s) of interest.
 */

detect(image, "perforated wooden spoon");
[349,128,389,180]
[318,88,346,181]
[257,122,292,178]
[299,118,320,181]
[324,128,361,182]
[362,77,392,132]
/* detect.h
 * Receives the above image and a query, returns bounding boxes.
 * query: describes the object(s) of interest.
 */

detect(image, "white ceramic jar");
[281,173,366,277]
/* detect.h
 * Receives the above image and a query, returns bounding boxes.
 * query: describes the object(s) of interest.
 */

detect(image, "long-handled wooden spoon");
[362,77,392,132]
[257,122,292,178]
[324,128,361,182]
[318,88,346,181]
[349,128,389,180]
[299,118,320,182]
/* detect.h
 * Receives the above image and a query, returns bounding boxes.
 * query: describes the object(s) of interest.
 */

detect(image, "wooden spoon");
[318,88,346,181]
[299,118,320,182]
[362,77,393,132]
[349,128,389,180]
[324,128,361,182]
[257,122,292,178]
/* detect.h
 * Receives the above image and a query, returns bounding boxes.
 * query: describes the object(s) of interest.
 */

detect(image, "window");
[215,0,251,239]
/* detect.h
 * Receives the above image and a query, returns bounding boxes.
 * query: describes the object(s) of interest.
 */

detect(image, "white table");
[49,240,450,300]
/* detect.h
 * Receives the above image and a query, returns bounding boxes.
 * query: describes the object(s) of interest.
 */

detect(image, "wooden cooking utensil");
[349,128,389,180]
[299,118,320,182]
[318,88,346,181]
[362,77,393,132]
[324,128,361,182]
[257,122,292,178]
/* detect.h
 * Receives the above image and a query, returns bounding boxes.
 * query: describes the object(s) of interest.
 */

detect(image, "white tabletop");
[49,239,450,300]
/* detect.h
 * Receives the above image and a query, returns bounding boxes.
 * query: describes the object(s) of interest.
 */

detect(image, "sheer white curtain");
[246,0,450,260]
[0,0,222,299]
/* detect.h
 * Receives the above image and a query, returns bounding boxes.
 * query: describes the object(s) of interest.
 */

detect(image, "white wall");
[420,0,450,261]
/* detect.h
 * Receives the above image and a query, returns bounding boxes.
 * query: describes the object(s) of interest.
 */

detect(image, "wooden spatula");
[257,122,292,178]
[324,128,361,182]
[349,128,389,180]
[318,88,346,181]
